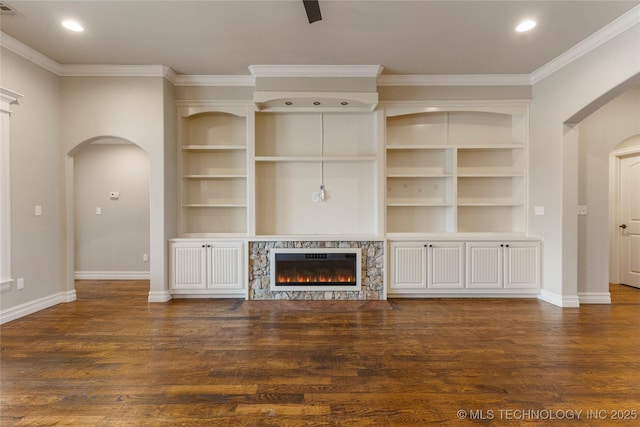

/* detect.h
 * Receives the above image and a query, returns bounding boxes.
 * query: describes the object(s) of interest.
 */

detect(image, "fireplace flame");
[278,272,354,284]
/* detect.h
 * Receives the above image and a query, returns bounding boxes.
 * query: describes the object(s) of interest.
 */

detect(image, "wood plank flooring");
[1,282,639,426]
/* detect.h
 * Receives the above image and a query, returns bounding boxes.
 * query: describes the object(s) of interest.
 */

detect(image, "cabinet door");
[208,241,245,290]
[503,242,540,289]
[389,242,427,289]
[427,242,465,289]
[170,241,208,290]
[467,242,503,288]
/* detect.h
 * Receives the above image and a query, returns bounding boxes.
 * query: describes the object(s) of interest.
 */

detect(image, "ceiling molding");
[174,75,255,87]
[0,32,62,75]
[530,4,640,84]
[377,74,532,87]
[59,64,172,78]
[249,65,384,78]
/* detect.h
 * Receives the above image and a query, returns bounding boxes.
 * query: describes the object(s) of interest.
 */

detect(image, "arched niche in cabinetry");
[176,102,252,237]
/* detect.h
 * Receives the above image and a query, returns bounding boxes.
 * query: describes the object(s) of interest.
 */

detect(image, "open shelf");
[179,110,248,236]
[387,206,455,233]
[385,108,528,235]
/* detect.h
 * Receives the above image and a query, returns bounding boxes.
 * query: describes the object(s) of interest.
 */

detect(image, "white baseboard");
[0,289,77,324]
[74,271,150,280]
[148,290,172,303]
[538,290,580,307]
[578,292,612,304]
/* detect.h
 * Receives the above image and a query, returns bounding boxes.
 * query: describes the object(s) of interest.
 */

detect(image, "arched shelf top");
[176,100,255,118]
[381,100,530,117]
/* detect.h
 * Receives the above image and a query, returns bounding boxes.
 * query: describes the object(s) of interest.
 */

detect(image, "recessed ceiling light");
[62,19,84,32]
[516,19,536,33]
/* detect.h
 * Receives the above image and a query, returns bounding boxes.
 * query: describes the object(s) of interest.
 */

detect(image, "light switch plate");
[534,206,544,216]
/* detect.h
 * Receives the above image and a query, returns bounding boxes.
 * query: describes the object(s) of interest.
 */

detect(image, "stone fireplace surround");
[249,241,384,300]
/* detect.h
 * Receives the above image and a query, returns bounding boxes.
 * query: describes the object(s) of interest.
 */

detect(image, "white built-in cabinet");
[389,241,465,290]
[171,99,542,299]
[389,240,540,295]
[169,240,245,296]
[467,242,540,289]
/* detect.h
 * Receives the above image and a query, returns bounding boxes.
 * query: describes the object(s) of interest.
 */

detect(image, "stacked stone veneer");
[249,241,384,300]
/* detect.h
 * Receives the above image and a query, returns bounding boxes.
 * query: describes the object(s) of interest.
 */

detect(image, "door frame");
[609,144,640,284]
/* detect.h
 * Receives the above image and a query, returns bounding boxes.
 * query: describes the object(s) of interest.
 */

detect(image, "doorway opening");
[67,137,150,297]
[609,138,640,289]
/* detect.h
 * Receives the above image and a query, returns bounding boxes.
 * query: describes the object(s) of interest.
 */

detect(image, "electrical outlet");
[96,207,102,215]
[143,254,149,262]
[17,278,24,290]
[577,205,588,216]
[109,192,119,200]
[312,191,322,203]
[35,205,42,216]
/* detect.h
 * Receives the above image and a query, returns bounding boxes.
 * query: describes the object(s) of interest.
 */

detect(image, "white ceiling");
[1,0,638,76]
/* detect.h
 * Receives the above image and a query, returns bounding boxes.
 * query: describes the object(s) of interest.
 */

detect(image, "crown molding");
[1,32,177,82]
[0,87,24,114]
[174,74,255,86]
[249,64,384,78]
[58,64,172,78]
[530,4,640,84]
[377,74,532,86]
[0,32,62,75]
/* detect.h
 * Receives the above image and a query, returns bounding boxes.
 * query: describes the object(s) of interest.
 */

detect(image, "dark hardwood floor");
[1,282,639,426]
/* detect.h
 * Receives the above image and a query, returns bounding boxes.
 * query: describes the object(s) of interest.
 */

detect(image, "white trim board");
[74,271,150,280]
[538,290,581,308]
[578,292,612,304]
[0,289,77,324]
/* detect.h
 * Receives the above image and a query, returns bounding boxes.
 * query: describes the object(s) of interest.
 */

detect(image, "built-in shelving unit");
[385,106,528,235]
[254,112,379,236]
[178,104,250,237]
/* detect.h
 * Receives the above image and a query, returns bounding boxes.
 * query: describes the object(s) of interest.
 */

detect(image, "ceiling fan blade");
[303,0,322,24]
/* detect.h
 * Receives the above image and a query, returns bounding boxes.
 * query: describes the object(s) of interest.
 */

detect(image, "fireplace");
[270,248,361,291]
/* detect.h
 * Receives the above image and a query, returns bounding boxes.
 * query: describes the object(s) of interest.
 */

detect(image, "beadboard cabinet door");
[427,242,465,289]
[389,242,427,289]
[170,240,245,295]
[389,242,464,290]
[467,241,540,289]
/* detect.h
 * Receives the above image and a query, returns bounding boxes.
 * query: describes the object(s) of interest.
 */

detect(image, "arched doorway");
[66,136,150,294]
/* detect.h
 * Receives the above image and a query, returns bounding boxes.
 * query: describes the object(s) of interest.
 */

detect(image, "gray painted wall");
[74,141,150,274]
[577,84,640,295]
[0,48,65,310]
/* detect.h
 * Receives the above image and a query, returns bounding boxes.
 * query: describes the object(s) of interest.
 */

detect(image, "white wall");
[530,23,640,305]
[577,85,640,297]
[0,48,67,311]
[74,141,150,276]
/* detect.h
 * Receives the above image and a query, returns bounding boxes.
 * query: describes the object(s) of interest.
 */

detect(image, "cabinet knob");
[201,244,205,248]
[505,244,509,248]
[429,244,433,248]
[500,244,504,247]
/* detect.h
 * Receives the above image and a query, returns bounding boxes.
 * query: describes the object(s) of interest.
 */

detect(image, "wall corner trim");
[148,290,172,303]
[538,290,581,307]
